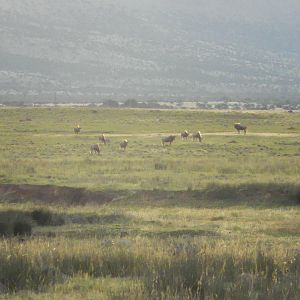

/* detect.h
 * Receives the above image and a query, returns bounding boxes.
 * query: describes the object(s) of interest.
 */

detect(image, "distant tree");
[219,97,231,103]
[102,100,119,107]
[215,103,228,109]
[124,99,138,107]
[196,102,207,109]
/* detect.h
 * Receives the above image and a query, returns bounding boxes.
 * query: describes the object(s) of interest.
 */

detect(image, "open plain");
[0,107,300,299]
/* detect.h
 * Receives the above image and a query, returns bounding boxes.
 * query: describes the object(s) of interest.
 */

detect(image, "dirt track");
[33,132,300,138]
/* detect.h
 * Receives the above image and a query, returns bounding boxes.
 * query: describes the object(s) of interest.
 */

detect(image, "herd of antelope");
[73,123,247,155]
[90,134,128,155]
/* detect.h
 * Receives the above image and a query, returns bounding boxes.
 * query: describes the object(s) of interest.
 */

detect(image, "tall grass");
[0,154,299,190]
[0,238,299,299]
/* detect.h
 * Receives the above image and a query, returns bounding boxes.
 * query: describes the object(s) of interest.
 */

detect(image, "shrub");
[292,186,300,205]
[51,215,65,226]
[154,163,167,170]
[0,222,10,236]
[13,221,32,236]
[31,209,52,226]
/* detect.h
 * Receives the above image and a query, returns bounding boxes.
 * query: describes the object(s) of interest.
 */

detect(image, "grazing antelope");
[162,135,176,146]
[90,144,100,155]
[192,131,202,142]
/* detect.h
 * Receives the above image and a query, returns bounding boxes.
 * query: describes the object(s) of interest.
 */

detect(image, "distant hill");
[0,0,300,102]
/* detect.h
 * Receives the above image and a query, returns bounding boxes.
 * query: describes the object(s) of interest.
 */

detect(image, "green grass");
[1,107,300,134]
[0,107,300,190]
[0,107,300,299]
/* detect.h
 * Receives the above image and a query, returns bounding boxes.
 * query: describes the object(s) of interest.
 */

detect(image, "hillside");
[0,0,300,102]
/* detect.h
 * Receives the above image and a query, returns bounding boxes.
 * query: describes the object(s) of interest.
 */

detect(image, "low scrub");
[13,220,32,236]
[0,222,10,237]
[0,210,32,237]
[31,209,52,226]
[154,163,167,170]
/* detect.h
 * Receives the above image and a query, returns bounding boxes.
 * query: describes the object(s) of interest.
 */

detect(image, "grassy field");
[0,107,300,299]
[0,107,300,190]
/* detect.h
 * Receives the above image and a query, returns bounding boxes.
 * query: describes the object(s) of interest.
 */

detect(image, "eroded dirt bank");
[0,183,299,207]
[0,184,117,205]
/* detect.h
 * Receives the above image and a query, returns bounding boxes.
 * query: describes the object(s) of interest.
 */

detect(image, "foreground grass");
[1,238,299,299]
[0,199,300,299]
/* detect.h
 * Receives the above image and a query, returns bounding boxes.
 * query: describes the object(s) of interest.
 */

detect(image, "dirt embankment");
[0,183,299,207]
[0,184,116,205]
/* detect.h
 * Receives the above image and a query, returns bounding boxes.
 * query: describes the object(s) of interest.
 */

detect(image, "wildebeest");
[192,131,202,142]
[90,144,100,155]
[162,135,176,146]
[181,130,189,140]
[99,134,110,145]
[120,139,128,150]
[234,123,247,134]
[74,127,81,134]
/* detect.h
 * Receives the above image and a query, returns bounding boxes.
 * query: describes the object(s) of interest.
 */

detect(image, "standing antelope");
[74,125,81,134]
[99,134,110,145]
[120,139,128,151]
[234,123,247,134]
[181,130,189,140]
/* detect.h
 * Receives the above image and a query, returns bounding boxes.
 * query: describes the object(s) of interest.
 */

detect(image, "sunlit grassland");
[0,109,300,190]
[0,107,300,299]
[1,107,300,134]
